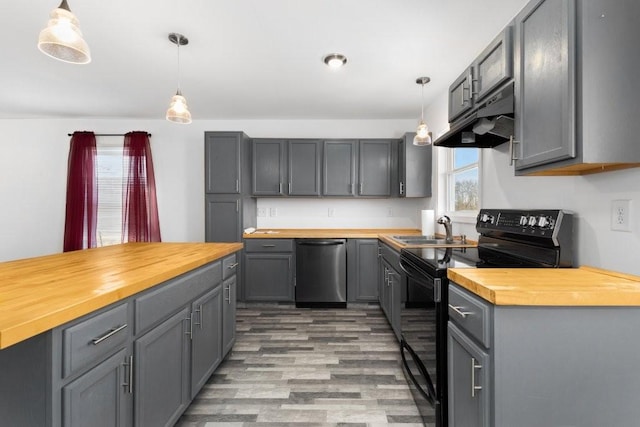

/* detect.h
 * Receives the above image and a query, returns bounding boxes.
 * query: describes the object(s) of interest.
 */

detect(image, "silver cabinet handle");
[448,304,473,319]
[225,284,231,304]
[236,200,239,212]
[227,262,238,270]
[235,179,239,192]
[262,244,276,248]
[509,135,520,166]
[91,324,127,345]
[288,182,292,194]
[122,355,133,394]
[194,305,203,329]
[279,182,283,194]
[359,182,363,194]
[185,315,193,340]
[471,357,482,397]
[399,182,404,195]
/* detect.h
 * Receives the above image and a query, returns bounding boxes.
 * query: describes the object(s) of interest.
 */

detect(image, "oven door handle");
[400,338,437,405]
[399,258,418,280]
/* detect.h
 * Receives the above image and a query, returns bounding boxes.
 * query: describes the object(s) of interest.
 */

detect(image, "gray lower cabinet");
[62,347,132,427]
[222,275,237,356]
[0,257,239,427]
[135,307,191,427]
[190,286,223,398]
[448,282,640,426]
[347,239,379,302]
[378,242,401,340]
[244,239,294,301]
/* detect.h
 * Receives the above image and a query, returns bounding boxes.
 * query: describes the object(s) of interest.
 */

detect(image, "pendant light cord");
[176,38,182,94]
[420,81,425,121]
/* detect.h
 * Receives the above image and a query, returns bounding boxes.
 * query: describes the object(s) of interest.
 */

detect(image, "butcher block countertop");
[0,242,242,350]
[243,228,422,239]
[448,266,640,306]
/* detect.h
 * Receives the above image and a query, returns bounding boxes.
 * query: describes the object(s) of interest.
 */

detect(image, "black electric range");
[399,209,574,427]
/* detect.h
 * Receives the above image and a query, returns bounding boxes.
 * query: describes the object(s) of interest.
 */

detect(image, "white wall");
[424,90,640,275]
[0,118,417,262]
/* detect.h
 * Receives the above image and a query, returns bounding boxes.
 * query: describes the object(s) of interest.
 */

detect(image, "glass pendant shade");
[37,1,91,64]
[166,92,192,124]
[413,120,432,146]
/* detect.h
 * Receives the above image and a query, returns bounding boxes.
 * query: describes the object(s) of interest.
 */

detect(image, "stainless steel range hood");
[434,83,514,148]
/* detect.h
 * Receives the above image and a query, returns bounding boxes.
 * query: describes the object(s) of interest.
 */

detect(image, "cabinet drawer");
[244,239,293,252]
[62,303,129,378]
[135,261,222,335]
[222,253,239,279]
[448,284,492,348]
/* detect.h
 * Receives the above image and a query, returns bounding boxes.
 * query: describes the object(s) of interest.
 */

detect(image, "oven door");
[399,257,445,427]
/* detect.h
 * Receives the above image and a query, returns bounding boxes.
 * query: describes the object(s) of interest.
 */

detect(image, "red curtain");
[63,132,98,252]
[122,132,161,242]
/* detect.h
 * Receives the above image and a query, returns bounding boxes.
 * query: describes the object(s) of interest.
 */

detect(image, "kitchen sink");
[391,235,451,245]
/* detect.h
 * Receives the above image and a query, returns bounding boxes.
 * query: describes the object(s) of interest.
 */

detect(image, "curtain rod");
[67,133,152,137]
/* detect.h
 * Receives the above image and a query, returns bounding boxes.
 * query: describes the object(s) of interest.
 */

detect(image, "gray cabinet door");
[190,286,222,398]
[473,26,513,103]
[134,307,190,427]
[449,67,474,122]
[379,259,392,321]
[244,253,294,301]
[288,139,321,196]
[62,348,131,427]
[388,268,401,340]
[205,195,241,243]
[347,239,379,302]
[514,0,576,170]
[222,275,236,357]
[205,132,241,194]
[448,323,490,427]
[358,140,393,197]
[323,140,357,196]
[399,134,432,198]
[253,139,286,196]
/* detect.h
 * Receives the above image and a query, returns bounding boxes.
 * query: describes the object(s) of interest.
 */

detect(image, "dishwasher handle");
[297,241,345,246]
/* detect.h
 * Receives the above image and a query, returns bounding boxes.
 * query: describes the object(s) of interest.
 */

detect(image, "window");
[95,139,124,246]
[443,148,480,216]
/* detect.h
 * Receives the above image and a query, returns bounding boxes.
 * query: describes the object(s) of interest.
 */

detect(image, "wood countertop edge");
[0,243,243,350]
[447,266,640,307]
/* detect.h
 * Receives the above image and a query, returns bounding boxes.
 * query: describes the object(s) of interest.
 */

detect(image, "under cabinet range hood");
[434,83,514,148]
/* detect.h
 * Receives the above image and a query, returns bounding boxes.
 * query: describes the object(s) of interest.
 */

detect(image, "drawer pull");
[471,357,482,397]
[448,304,472,319]
[91,324,128,345]
[261,244,276,248]
[227,262,239,269]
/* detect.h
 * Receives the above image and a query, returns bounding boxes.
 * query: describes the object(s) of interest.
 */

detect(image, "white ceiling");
[1,0,529,120]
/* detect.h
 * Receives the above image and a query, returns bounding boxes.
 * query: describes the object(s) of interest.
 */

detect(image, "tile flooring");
[175,304,424,427]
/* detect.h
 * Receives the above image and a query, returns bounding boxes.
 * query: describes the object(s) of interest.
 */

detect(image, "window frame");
[437,147,482,224]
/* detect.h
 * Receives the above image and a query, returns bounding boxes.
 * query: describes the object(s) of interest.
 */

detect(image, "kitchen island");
[446,266,640,427]
[0,242,242,427]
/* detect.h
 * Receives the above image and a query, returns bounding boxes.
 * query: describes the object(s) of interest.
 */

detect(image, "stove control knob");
[519,215,528,226]
[528,216,538,226]
[480,213,492,223]
[537,216,553,228]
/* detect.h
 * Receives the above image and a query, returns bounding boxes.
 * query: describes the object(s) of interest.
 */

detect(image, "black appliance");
[295,239,347,308]
[399,209,573,427]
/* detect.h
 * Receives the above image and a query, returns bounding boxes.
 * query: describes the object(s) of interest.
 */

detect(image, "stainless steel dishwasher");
[295,239,347,308]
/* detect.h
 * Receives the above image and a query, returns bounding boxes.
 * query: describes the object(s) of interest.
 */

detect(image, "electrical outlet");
[257,208,267,217]
[611,199,631,232]
[328,208,335,217]
[270,207,278,217]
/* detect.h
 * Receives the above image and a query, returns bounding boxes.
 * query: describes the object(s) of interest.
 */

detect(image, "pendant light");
[37,0,91,64]
[413,77,432,146]
[166,33,192,124]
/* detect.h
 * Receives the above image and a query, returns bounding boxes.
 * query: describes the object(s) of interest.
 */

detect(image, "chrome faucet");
[437,215,453,243]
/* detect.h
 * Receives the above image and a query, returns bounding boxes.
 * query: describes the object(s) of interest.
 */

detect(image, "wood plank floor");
[175,304,424,426]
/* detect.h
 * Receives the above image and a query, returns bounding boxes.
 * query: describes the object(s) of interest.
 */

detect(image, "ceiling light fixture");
[166,32,192,124]
[323,53,347,69]
[414,77,432,146]
[37,0,91,64]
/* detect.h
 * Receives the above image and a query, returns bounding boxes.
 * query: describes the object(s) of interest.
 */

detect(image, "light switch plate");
[269,207,278,217]
[257,208,267,217]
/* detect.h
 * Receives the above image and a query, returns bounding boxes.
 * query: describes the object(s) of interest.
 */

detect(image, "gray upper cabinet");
[323,140,357,196]
[288,139,322,196]
[448,67,474,122]
[514,0,640,175]
[398,133,432,198]
[358,139,395,197]
[252,139,286,196]
[205,132,241,194]
[448,25,513,123]
[514,0,576,172]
